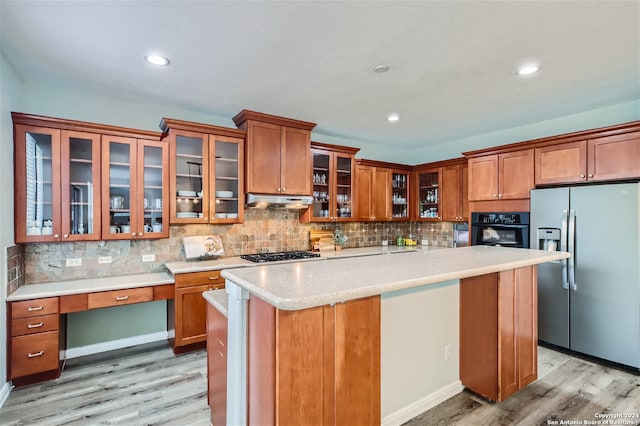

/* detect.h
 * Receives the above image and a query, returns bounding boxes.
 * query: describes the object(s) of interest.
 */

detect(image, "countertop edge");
[203,289,228,318]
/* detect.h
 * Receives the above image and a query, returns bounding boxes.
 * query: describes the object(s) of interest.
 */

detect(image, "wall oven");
[471,212,530,248]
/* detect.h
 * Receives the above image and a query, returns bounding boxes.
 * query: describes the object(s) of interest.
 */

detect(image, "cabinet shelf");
[176,173,203,178]
[144,185,163,190]
[336,169,351,174]
[109,162,131,167]
[109,184,130,188]
[216,157,238,163]
[176,153,203,159]
[313,167,329,172]
[216,176,239,181]
[70,158,93,164]
[144,164,163,170]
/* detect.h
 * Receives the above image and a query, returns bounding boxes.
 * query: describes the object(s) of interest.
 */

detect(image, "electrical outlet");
[98,256,112,264]
[66,258,82,267]
[142,254,156,262]
[444,344,451,361]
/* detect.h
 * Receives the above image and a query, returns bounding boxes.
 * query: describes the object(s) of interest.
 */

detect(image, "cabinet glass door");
[174,133,206,222]
[391,172,409,219]
[335,155,353,220]
[104,137,135,239]
[18,126,60,241]
[418,170,440,219]
[140,142,168,237]
[213,138,241,222]
[61,131,100,240]
[312,151,331,220]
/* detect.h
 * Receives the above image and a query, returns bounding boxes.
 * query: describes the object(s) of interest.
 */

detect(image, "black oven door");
[472,224,529,248]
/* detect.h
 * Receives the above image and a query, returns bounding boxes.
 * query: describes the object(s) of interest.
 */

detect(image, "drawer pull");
[218,338,225,348]
[115,296,129,301]
[27,351,44,358]
[27,322,45,329]
[27,306,45,312]
[208,277,218,280]
[217,350,224,358]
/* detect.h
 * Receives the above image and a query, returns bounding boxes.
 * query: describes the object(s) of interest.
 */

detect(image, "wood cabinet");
[413,167,442,221]
[169,271,225,352]
[355,163,390,221]
[206,302,227,426]
[535,131,640,185]
[460,265,537,402]
[441,162,469,222]
[233,110,316,196]
[468,149,534,201]
[9,297,62,384]
[12,113,167,242]
[161,118,245,224]
[247,295,380,425]
[301,142,359,222]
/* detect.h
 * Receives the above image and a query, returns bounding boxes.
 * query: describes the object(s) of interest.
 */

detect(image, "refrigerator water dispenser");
[537,228,560,252]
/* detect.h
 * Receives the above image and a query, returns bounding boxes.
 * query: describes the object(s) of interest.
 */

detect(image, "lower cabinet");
[170,271,225,352]
[247,295,380,425]
[9,297,63,385]
[206,302,227,426]
[460,265,537,401]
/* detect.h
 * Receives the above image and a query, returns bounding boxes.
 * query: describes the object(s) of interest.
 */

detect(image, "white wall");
[381,280,461,424]
[0,50,21,403]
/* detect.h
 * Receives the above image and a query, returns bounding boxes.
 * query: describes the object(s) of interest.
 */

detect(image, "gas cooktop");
[241,251,321,263]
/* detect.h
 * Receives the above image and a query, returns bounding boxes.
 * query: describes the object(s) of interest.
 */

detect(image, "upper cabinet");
[233,110,316,196]
[355,160,410,222]
[535,131,640,186]
[390,170,410,220]
[161,118,245,224]
[301,142,359,222]
[441,160,468,222]
[413,167,441,221]
[13,113,166,243]
[468,149,534,201]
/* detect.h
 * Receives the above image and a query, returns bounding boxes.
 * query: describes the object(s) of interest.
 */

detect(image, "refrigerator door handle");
[568,209,577,291]
[561,209,569,290]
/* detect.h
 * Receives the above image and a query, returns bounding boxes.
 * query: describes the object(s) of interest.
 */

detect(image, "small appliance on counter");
[453,223,469,247]
[183,235,225,260]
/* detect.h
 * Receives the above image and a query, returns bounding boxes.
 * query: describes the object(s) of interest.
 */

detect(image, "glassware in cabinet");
[173,133,207,222]
[311,151,331,219]
[103,137,135,239]
[335,155,353,219]
[391,171,409,219]
[213,138,241,221]
[417,169,441,220]
[139,141,169,238]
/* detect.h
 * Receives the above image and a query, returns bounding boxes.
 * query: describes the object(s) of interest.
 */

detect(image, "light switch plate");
[66,258,82,267]
[142,254,156,262]
[98,256,112,264]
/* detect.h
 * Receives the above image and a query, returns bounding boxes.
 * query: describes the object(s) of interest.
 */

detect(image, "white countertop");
[6,272,175,302]
[221,246,570,311]
[203,289,228,317]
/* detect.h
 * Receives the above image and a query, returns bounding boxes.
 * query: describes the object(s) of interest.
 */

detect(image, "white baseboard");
[65,331,169,359]
[382,380,464,426]
[0,381,12,409]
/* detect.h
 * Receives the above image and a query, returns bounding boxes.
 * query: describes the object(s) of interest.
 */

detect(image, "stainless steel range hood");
[245,193,313,209]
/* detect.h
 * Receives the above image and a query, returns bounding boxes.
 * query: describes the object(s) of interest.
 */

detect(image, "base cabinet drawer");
[12,314,59,337]
[11,331,60,378]
[87,287,153,309]
[11,297,59,319]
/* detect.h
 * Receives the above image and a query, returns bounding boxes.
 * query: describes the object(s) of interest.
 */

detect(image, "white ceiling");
[1,1,639,151]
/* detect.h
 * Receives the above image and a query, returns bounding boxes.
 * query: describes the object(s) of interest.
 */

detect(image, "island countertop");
[221,246,569,310]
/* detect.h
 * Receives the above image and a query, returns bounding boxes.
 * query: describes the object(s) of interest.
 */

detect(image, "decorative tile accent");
[6,245,25,294]
[22,209,455,283]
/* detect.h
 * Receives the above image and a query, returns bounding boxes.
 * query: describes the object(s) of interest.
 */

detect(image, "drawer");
[87,287,153,310]
[12,314,59,337]
[11,331,59,378]
[11,297,59,319]
[175,270,224,289]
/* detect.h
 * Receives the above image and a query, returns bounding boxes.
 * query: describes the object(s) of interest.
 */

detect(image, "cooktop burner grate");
[241,251,321,263]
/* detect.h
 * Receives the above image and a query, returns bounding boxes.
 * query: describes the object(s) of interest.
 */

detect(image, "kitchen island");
[206,246,569,425]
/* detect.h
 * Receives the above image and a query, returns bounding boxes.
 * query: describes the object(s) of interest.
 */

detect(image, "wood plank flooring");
[1,343,638,425]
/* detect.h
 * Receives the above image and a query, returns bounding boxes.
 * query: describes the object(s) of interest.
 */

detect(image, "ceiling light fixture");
[373,65,390,73]
[517,64,539,75]
[145,54,170,66]
[387,113,400,122]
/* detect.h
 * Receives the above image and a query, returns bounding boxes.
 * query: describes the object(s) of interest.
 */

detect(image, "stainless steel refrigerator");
[530,183,640,369]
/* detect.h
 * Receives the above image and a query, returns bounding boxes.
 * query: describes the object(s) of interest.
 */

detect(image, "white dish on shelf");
[177,190,197,197]
[227,213,238,219]
[214,213,227,219]
[197,191,203,197]
[177,212,199,218]
[215,190,234,198]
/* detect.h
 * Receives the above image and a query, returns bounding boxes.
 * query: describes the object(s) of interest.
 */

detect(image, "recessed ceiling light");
[517,64,539,75]
[373,65,390,73]
[145,54,170,66]
[387,113,400,122]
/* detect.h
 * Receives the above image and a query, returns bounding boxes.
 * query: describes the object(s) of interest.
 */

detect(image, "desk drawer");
[87,287,153,309]
[12,314,59,337]
[175,270,224,289]
[11,331,59,378]
[11,297,59,319]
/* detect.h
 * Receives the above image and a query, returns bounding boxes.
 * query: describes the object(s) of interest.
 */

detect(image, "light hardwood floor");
[1,343,638,425]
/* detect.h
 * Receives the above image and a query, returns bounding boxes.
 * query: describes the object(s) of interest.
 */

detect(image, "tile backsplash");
[7,245,25,294]
[21,210,454,284]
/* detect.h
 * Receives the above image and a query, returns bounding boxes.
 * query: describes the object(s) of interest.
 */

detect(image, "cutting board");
[310,230,335,251]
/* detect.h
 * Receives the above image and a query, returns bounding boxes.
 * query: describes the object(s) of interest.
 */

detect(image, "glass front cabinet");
[13,113,167,242]
[390,170,411,220]
[301,143,359,222]
[414,167,442,221]
[161,118,245,224]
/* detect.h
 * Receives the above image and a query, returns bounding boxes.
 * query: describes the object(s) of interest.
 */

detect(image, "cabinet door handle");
[282,188,286,192]
[115,295,129,301]
[27,305,44,312]
[588,174,593,178]
[54,234,60,239]
[132,232,137,237]
[27,351,44,358]
[63,234,69,238]
[277,188,281,192]
[492,194,497,198]
[580,174,585,178]
[27,322,45,329]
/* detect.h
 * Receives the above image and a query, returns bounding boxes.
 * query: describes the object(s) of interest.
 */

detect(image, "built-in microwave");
[471,212,530,248]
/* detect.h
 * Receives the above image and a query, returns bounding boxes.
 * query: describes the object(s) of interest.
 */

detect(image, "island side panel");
[516,265,538,389]
[248,295,276,425]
